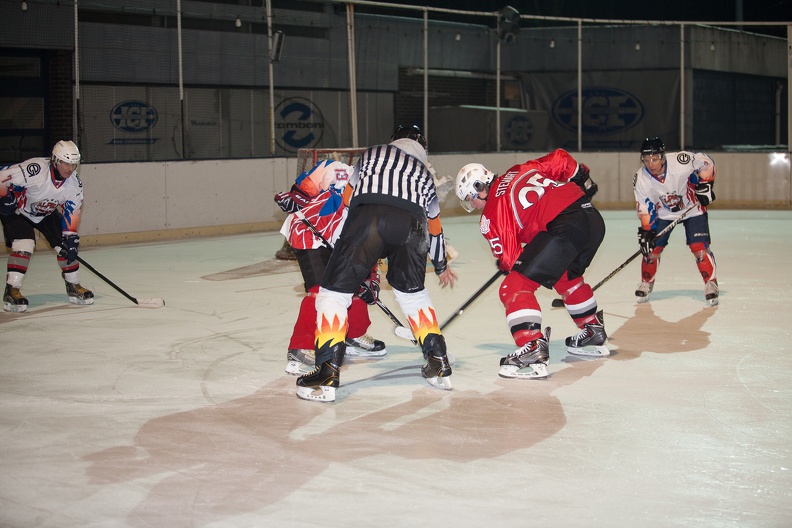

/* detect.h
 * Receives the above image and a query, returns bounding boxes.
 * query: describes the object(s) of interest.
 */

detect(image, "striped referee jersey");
[348,139,447,273]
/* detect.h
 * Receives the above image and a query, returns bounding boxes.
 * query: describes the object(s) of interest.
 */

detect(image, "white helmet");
[52,140,81,165]
[455,163,495,212]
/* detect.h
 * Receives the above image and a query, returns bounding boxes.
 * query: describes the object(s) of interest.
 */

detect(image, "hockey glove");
[0,191,17,215]
[695,181,715,206]
[274,184,311,214]
[637,228,656,258]
[357,270,380,305]
[570,164,598,199]
[61,233,80,264]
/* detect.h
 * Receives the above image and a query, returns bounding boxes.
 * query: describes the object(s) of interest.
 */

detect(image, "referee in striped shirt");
[296,125,458,403]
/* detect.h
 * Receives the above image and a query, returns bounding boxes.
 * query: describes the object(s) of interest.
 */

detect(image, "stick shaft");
[440,270,504,331]
[553,203,699,307]
[376,299,406,328]
[32,213,146,306]
[592,203,696,292]
[74,255,140,304]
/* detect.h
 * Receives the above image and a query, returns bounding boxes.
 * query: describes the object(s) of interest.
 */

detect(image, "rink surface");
[1,209,790,528]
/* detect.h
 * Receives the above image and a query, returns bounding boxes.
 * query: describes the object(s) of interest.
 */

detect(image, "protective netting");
[297,148,367,177]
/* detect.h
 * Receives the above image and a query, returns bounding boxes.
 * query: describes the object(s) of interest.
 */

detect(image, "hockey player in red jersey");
[275,159,387,376]
[455,149,609,379]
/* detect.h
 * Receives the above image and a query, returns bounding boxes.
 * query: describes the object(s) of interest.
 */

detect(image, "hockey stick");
[292,210,417,344]
[30,213,164,308]
[439,270,505,331]
[550,203,698,308]
[55,249,165,308]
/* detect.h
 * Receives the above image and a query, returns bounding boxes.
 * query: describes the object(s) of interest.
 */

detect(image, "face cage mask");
[54,159,80,180]
[460,180,488,213]
[641,153,665,166]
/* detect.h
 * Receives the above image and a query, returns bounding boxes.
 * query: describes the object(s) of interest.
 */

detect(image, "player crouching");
[455,149,611,379]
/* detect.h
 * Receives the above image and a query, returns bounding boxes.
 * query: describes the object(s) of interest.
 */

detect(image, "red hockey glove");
[274,184,311,213]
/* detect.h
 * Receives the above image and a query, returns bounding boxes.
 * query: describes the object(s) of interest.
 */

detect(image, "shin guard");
[690,242,717,283]
[314,288,352,365]
[640,246,663,283]
[392,288,441,346]
[553,272,599,328]
[499,272,543,348]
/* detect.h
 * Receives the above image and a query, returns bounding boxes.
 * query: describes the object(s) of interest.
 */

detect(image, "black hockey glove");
[357,271,380,305]
[274,184,311,214]
[570,164,598,199]
[695,181,715,207]
[61,234,80,264]
[637,228,656,258]
[0,191,17,215]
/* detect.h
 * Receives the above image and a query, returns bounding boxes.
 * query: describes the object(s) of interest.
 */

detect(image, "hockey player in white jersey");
[632,137,719,306]
[0,140,93,312]
[275,159,388,376]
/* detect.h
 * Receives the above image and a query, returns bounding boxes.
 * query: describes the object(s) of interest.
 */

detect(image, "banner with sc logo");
[275,97,325,152]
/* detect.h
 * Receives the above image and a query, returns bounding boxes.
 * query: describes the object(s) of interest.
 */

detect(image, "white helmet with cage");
[51,140,81,166]
[455,162,495,212]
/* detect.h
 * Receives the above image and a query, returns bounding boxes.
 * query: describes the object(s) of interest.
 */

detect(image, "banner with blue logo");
[526,70,679,151]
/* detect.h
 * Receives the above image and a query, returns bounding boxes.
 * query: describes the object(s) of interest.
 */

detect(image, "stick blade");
[394,325,416,343]
[135,298,165,308]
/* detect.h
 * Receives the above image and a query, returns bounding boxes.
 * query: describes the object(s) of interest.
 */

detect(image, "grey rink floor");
[1,210,790,528]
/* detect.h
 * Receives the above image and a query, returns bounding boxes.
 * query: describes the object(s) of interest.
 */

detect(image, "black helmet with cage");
[391,124,427,150]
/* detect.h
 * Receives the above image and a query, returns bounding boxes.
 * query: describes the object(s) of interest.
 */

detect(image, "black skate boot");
[285,348,315,376]
[66,282,94,305]
[420,333,452,390]
[499,328,551,380]
[345,334,387,358]
[296,342,345,403]
[565,310,609,357]
[3,283,28,313]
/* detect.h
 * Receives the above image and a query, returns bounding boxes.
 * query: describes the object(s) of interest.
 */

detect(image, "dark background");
[395,0,789,20]
[361,0,791,36]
